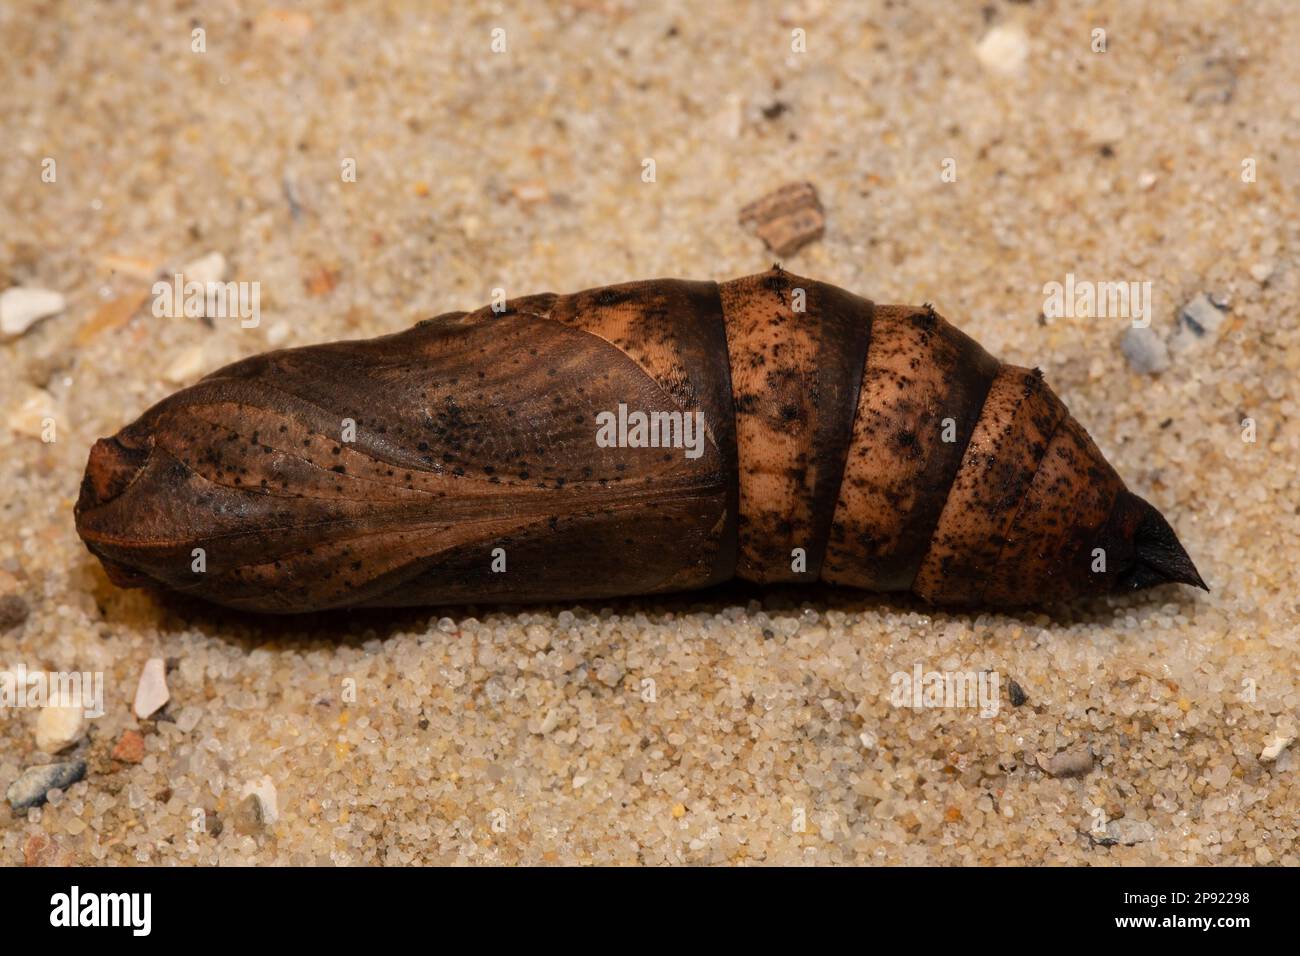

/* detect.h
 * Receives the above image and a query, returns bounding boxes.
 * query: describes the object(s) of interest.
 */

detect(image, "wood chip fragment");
[738,181,825,258]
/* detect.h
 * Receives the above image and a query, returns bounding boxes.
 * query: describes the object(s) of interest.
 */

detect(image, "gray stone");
[1038,746,1095,778]
[1179,293,1227,338]
[1099,818,1156,846]
[6,760,87,810]
[1120,326,1170,373]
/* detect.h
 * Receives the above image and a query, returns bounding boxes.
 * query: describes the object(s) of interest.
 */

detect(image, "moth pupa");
[75,268,1205,613]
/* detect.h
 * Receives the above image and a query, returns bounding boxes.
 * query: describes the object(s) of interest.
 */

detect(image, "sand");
[0,0,1296,865]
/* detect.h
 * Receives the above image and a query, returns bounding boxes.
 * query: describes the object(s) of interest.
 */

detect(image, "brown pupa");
[74,267,1205,614]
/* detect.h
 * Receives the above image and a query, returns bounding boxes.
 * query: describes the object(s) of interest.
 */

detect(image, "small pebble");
[1182,56,1237,107]
[1168,292,1229,356]
[1098,817,1156,846]
[175,705,203,733]
[738,181,826,258]
[6,760,87,811]
[180,251,228,285]
[233,793,266,836]
[240,775,279,825]
[975,24,1028,76]
[164,344,207,384]
[111,729,146,764]
[1008,680,1028,707]
[6,387,60,440]
[132,657,170,719]
[593,659,625,688]
[0,594,29,631]
[35,701,87,753]
[0,287,66,338]
[1249,262,1274,283]
[1037,746,1094,778]
[511,180,550,204]
[303,264,340,298]
[23,833,73,867]
[1260,731,1294,763]
[1179,292,1227,338]
[266,320,291,346]
[1120,326,1170,374]
[534,709,560,735]
[254,9,314,41]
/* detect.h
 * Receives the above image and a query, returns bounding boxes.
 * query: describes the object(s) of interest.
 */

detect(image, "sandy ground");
[0,0,1296,865]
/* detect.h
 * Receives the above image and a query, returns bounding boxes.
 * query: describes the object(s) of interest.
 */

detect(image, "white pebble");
[241,775,279,823]
[976,25,1029,76]
[1249,262,1274,283]
[1260,731,1294,762]
[175,705,203,733]
[133,657,170,719]
[35,702,87,753]
[1,287,66,338]
[180,251,228,285]
[7,387,60,439]
[266,321,291,346]
[164,344,207,384]
[1104,818,1156,845]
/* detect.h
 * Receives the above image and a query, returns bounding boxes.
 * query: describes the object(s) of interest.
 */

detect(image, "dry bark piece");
[73,268,1205,613]
[738,182,826,257]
